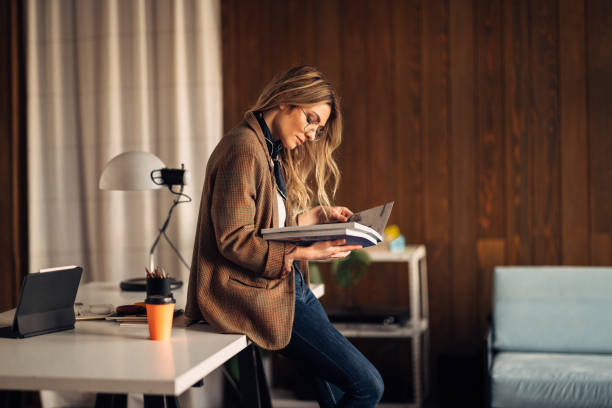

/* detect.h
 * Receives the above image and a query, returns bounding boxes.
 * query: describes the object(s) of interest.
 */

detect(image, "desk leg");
[238,344,272,408]
[95,393,127,408]
[143,395,180,408]
[0,390,23,408]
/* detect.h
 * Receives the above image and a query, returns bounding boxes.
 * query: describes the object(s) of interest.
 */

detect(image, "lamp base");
[120,277,183,292]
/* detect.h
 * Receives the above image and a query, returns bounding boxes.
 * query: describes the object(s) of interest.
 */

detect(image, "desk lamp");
[99,151,192,287]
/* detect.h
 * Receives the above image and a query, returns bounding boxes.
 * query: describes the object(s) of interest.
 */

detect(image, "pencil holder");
[146,277,171,298]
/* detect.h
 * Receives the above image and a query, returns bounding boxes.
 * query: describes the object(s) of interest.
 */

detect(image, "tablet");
[1,266,83,338]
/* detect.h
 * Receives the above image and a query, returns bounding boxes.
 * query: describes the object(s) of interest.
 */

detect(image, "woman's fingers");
[331,208,347,222]
[327,242,361,252]
[330,206,353,222]
[310,205,354,224]
[308,240,363,260]
[328,244,362,258]
[338,206,353,217]
[327,240,361,249]
[337,244,362,252]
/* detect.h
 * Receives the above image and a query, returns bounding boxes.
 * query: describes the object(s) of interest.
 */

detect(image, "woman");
[185,65,384,407]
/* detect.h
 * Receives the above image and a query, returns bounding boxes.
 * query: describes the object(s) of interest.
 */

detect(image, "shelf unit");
[333,245,430,408]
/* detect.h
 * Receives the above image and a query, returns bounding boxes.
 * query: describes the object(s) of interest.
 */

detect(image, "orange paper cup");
[145,296,175,341]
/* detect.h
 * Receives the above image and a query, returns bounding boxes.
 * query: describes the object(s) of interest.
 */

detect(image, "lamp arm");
[148,185,192,272]
[149,199,179,271]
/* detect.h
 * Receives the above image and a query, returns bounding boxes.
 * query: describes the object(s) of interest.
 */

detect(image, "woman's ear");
[278,103,287,111]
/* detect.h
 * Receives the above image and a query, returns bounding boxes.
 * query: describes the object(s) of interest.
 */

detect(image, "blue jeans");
[278,270,384,407]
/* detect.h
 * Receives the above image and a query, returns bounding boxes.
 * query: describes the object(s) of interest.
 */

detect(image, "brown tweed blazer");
[185,112,309,350]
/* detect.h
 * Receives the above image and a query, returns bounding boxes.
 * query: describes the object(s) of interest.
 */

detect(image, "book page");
[347,202,394,235]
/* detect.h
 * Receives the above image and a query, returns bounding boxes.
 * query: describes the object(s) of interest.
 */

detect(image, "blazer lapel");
[244,111,281,229]
[244,112,275,172]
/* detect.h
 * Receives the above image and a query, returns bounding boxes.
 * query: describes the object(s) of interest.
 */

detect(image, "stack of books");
[105,313,148,327]
[262,202,393,248]
[105,309,184,327]
[262,222,382,247]
[105,313,147,324]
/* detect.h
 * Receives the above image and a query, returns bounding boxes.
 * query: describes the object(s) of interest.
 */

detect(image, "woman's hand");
[293,239,362,261]
[297,206,353,226]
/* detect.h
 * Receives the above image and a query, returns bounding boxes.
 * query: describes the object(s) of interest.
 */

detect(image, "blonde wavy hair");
[247,66,342,219]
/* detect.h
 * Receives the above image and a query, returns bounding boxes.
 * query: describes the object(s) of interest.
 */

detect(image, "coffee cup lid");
[145,295,176,305]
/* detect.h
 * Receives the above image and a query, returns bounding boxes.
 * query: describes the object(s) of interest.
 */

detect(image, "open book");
[262,202,394,247]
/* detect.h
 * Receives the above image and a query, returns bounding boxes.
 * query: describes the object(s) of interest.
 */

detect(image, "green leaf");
[331,250,371,289]
[308,261,323,284]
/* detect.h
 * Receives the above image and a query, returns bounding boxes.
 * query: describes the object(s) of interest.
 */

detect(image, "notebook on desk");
[0,266,82,338]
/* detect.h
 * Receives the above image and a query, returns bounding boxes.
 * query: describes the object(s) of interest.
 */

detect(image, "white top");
[277,190,286,227]
[0,281,324,395]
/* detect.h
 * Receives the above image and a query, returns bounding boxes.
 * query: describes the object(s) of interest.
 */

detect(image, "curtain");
[25,0,222,406]
[26,0,222,283]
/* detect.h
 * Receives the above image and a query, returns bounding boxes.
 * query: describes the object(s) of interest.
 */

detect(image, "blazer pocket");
[227,274,268,289]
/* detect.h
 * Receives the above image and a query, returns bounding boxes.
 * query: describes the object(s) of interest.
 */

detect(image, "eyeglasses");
[300,108,326,140]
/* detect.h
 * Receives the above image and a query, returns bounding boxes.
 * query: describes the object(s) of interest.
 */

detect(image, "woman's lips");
[296,135,304,145]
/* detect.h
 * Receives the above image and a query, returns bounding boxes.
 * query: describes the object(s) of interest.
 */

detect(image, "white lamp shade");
[99,151,166,190]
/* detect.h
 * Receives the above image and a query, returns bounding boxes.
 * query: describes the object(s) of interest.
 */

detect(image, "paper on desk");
[74,303,114,320]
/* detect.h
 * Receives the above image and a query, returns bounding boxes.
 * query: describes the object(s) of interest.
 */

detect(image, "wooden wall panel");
[422,0,452,353]
[476,0,505,239]
[253,0,272,85]
[559,0,589,265]
[365,0,395,207]
[503,0,532,265]
[449,0,478,347]
[392,0,423,243]
[268,1,289,68]
[0,0,28,311]
[287,0,315,64]
[221,0,612,398]
[313,0,341,88]
[0,0,13,310]
[587,0,612,265]
[236,0,261,109]
[221,0,238,131]
[337,0,369,209]
[592,235,612,266]
[530,0,561,265]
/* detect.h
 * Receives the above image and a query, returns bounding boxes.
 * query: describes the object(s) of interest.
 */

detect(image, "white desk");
[0,281,324,400]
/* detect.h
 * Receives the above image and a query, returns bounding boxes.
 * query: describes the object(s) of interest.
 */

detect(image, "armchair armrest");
[483,321,494,408]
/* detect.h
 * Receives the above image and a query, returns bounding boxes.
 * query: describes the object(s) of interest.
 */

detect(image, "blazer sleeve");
[210,145,293,279]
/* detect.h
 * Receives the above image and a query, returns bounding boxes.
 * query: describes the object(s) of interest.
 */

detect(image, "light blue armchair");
[487,266,612,408]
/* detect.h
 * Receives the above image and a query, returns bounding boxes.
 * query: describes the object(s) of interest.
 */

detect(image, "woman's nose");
[305,130,316,141]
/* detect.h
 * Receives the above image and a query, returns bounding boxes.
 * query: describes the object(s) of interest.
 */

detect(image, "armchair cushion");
[491,352,612,408]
